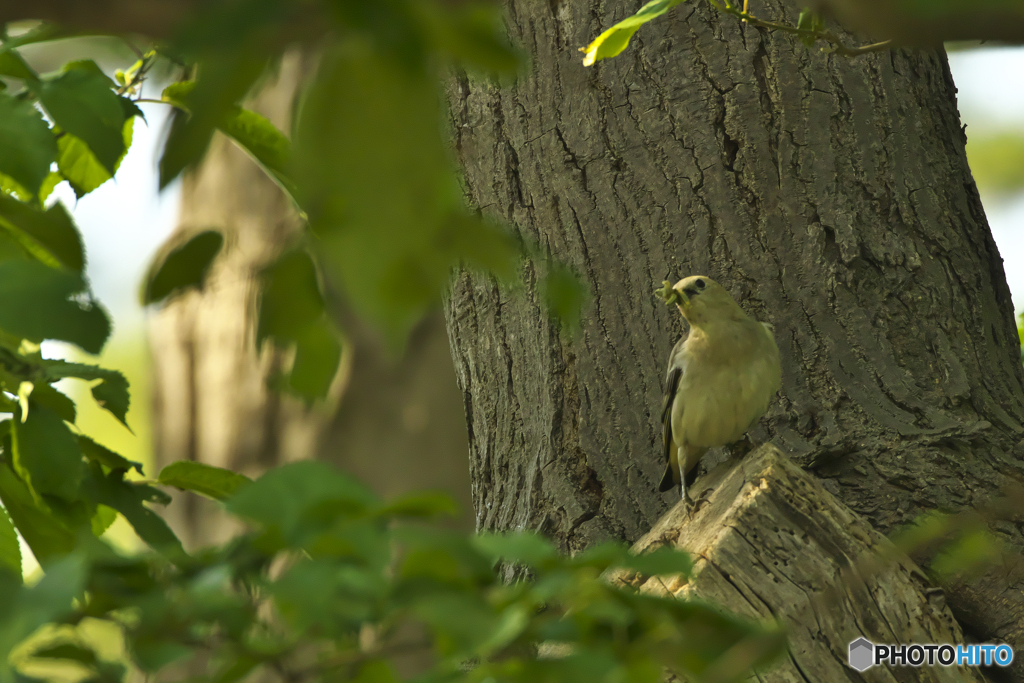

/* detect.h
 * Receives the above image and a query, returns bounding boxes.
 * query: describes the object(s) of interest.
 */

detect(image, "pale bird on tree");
[655,275,782,507]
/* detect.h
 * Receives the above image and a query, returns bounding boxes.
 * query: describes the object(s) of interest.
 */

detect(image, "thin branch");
[711,1,893,57]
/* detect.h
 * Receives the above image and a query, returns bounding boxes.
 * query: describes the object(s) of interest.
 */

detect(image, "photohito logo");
[848,638,1014,671]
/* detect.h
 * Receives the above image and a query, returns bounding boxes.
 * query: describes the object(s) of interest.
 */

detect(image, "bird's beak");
[673,287,689,306]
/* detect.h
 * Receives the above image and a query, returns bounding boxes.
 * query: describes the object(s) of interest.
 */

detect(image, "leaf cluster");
[2,460,785,683]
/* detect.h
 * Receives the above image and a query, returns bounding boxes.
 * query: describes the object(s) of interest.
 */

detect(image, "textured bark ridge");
[612,446,984,683]
[445,0,1024,670]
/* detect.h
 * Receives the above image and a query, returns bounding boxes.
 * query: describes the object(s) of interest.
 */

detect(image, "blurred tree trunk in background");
[150,53,472,550]
[446,0,1024,672]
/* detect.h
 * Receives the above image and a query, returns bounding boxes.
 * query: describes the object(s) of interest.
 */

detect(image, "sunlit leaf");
[34,66,126,174]
[56,117,135,198]
[0,194,85,272]
[219,106,297,199]
[580,0,689,66]
[0,504,20,579]
[163,80,297,200]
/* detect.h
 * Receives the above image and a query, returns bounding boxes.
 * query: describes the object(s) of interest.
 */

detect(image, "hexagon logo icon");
[849,637,874,672]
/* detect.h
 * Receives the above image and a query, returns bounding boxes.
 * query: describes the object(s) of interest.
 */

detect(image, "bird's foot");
[680,486,712,517]
[691,487,713,513]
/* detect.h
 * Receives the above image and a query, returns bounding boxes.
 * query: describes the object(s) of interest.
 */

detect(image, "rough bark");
[613,445,985,682]
[445,0,1024,676]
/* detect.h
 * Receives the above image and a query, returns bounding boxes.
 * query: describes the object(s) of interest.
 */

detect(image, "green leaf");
[0,553,87,679]
[56,117,134,198]
[375,491,458,519]
[0,49,37,81]
[352,660,399,683]
[257,249,341,400]
[472,532,559,566]
[142,230,223,305]
[0,193,85,271]
[580,0,689,66]
[90,373,130,429]
[0,463,75,563]
[78,436,143,475]
[158,461,252,501]
[30,643,98,665]
[257,250,325,344]
[0,261,109,353]
[61,59,115,86]
[158,55,268,188]
[39,360,130,427]
[218,106,297,199]
[286,321,342,400]
[541,261,588,328]
[0,173,31,202]
[227,461,378,542]
[81,465,185,562]
[90,503,117,537]
[615,545,693,578]
[0,504,20,579]
[34,67,126,174]
[29,384,76,423]
[423,3,521,73]
[0,93,58,196]
[11,403,84,500]
[294,44,462,346]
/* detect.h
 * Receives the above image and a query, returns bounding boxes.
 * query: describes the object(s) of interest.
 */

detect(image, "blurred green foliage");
[0,2,782,681]
[967,131,1024,197]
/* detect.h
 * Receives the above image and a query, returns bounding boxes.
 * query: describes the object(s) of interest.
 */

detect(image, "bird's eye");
[695,278,706,289]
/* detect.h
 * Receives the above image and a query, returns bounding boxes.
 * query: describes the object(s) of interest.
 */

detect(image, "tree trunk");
[148,52,326,549]
[445,0,1024,676]
[150,54,475,550]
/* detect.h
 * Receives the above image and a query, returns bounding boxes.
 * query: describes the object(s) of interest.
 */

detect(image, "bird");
[654,275,781,507]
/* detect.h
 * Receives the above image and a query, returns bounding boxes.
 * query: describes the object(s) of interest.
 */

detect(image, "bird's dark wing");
[661,366,681,465]
[658,335,688,493]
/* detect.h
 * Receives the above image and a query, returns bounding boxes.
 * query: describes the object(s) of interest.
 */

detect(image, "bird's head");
[655,275,743,327]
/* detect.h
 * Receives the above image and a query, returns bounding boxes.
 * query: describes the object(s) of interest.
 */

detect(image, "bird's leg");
[677,446,691,509]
